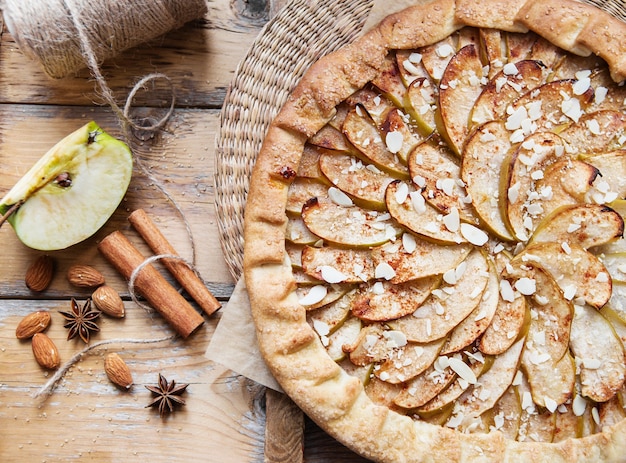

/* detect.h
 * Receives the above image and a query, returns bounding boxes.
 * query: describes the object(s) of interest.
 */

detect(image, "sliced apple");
[528,35,565,70]
[301,245,374,284]
[301,198,399,247]
[462,120,516,241]
[308,125,356,153]
[505,132,569,240]
[559,110,626,155]
[285,216,321,245]
[297,283,352,309]
[407,139,477,223]
[345,87,396,127]
[417,354,489,414]
[318,152,394,211]
[598,392,626,429]
[370,238,472,285]
[419,35,457,82]
[342,107,409,179]
[448,337,525,431]
[371,53,407,107]
[337,358,373,386]
[529,204,624,249]
[479,28,505,79]
[388,250,489,343]
[296,144,326,181]
[286,179,329,215]
[396,49,430,87]
[515,371,558,442]
[470,60,545,129]
[0,121,133,250]
[380,108,423,164]
[508,79,594,134]
[515,241,612,309]
[404,78,437,135]
[570,303,625,403]
[479,292,528,356]
[386,181,466,244]
[351,276,440,322]
[583,150,626,201]
[437,44,485,155]
[375,338,446,384]
[601,253,626,284]
[505,31,537,62]
[487,385,521,439]
[307,289,356,333]
[325,314,362,362]
[552,405,582,442]
[364,376,404,411]
[393,359,457,409]
[440,255,499,355]
[343,323,395,366]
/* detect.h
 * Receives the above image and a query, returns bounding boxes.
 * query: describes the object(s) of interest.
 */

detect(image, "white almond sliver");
[544,397,558,413]
[375,262,396,280]
[395,181,409,205]
[514,277,536,296]
[313,319,330,336]
[320,265,347,284]
[499,279,515,302]
[328,186,354,207]
[503,62,519,75]
[410,190,427,213]
[386,131,404,154]
[448,357,477,384]
[573,395,587,416]
[460,223,489,246]
[443,207,460,233]
[402,232,417,253]
[299,285,328,306]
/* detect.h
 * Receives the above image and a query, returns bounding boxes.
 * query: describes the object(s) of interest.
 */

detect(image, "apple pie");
[243,0,626,460]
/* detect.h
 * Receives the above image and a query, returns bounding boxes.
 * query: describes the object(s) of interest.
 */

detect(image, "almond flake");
[508,182,521,203]
[561,97,583,122]
[410,190,427,213]
[443,207,460,233]
[413,174,426,187]
[375,262,396,280]
[521,391,534,411]
[386,131,404,154]
[313,319,330,336]
[583,358,602,369]
[460,223,488,246]
[499,280,515,302]
[320,265,347,284]
[383,330,408,348]
[443,269,457,285]
[436,43,454,58]
[585,118,601,135]
[561,242,572,255]
[446,413,464,429]
[573,77,591,95]
[505,106,528,130]
[372,281,385,295]
[503,62,519,76]
[395,182,409,204]
[409,52,423,64]
[402,233,417,254]
[592,407,600,425]
[328,186,354,207]
[595,86,608,104]
[448,357,477,384]
[544,397,558,413]
[572,395,587,416]
[299,285,328,306]
[562,284,577,301]
[402,59,422,76]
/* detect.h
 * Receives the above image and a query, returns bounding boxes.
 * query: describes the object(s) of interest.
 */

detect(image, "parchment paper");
[205,0,419,391]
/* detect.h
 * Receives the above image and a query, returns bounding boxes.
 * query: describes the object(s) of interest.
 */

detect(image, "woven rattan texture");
[214,0,624,280]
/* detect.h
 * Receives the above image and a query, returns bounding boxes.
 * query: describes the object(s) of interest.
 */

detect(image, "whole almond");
[15,311,51,339]
[31,333,60,369]
[25,255,55,292]
[104,353,133,390]
[67,265,105,288]
[92,285,125,318]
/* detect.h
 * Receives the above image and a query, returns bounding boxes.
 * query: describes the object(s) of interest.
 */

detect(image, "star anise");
[145,373,189,417]
[59,298,100,343]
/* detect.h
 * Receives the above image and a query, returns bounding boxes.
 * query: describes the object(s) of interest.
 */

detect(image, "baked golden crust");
[243,1,626,461]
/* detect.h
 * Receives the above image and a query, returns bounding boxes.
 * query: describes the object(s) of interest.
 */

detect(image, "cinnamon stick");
[128,209,221,316]
[98,230,204,338]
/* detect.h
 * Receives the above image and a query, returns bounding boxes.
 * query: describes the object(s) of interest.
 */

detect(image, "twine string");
[33,335,177,399]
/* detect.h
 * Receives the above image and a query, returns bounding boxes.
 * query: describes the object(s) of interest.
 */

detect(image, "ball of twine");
[0,0,207,79]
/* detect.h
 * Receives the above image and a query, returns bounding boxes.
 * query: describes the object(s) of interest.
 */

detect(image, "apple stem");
[0,200,23,228]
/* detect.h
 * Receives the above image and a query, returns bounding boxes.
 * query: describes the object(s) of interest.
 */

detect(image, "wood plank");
[0,299,264,461]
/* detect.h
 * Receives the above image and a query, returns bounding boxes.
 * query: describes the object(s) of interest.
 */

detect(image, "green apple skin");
[0,121,133,250]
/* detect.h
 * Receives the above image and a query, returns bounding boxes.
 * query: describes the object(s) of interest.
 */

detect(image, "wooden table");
[0,0,368,461]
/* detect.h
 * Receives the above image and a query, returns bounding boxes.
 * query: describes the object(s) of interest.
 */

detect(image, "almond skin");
[15,311,51,339]
[92,285,125,318]
[31,333,60,369]
[67,264,105,288]
[25,255,55,292]
[104,353,133,389]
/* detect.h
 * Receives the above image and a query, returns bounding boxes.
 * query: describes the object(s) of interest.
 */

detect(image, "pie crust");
[243,0,626,460]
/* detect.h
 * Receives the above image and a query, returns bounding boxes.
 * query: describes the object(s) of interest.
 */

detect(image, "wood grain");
[264,389,304,463]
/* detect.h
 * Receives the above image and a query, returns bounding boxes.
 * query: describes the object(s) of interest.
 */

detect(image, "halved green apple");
[0,121,133,250]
